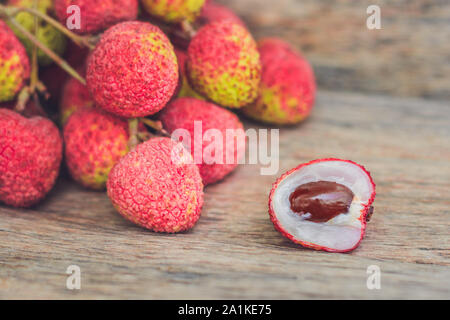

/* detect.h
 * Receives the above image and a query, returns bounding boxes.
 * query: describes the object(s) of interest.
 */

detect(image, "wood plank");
[218,0,450,100]
[1,91,449,299]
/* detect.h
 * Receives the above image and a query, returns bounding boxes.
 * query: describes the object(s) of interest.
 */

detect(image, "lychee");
[7,0,67,66]
[243,38,316,125]
[269,159,376,253]
[107,137,204,233]
[59,75,93,125]
[0,20,30,102]
[63,108,132,190]
[87,21,179,118]
[159,97,246,185]
[187,21,261,108]
[197,1,245,27]
[54,0,139,35]
[174,48,204,100]
[141,0,206,24]
[0,108,63,208]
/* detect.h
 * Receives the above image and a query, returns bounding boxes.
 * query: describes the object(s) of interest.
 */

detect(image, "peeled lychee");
[0,108,62,208]
[107,137,204,233]
[54,0,139,35]
[159,97,246,185]
[141,0,206,24]
[174,48,204,100]
[0,20,30,102]
[187,21,261,108]
[87,21,179,118]
[243,38,316,125]
[8,0,67,66]
[63,108,131,190]
[197,1,245,27]
[59,76,93,125]
[269,159,376,253]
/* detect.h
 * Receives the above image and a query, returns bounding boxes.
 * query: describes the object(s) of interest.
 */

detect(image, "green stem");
[128,119,140,150]
[0,4,96,50]
[6,15,86,85]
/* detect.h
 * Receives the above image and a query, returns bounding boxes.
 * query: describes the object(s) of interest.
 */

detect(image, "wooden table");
[1,91,448,299]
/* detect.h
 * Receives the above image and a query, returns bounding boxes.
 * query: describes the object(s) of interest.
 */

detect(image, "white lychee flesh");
[270,160,375,252]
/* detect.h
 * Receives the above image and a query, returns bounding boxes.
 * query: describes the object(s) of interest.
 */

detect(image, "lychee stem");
[5,15,86,86]
[181,20,197,38]
[29,0,39,92]
[128,118,140,150]
[139,118,171,137]
[0,4,96,50]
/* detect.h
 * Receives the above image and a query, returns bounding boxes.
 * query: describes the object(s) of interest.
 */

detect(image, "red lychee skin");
[243,38,316,125]
[107,137,204,233]
[268,159,376,253]
[0,20,30,102]
[0,109,63,208]
[198,1,245,27]
[59,76,93,125]
[54,0,139,35]
[64,108,132,190]
[159,97,245,185]
[87,21,179,118]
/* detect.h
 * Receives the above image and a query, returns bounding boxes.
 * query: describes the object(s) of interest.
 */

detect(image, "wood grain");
[219,0,450,100]
[1,91,449,299]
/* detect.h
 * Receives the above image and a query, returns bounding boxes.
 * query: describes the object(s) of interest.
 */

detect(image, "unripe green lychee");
[242,38,316,125]
[187,21,261,108]
[7,0,67,66]
[0,20,30,102]
[142,0,206,24]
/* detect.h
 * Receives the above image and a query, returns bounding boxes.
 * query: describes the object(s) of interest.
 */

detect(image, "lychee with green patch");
[87,21,179,118]
[107,137,204,233]
[0,108,63,208]
[159,97,246,185]
[174,48,204,100]
[141,0,206,24]
[63,108,133,190]
[243,38,316,125]
[0,20,30,102]
[187,21,261,108]
[54,0,139,35]
[59,76,94,125]
[7,0,67,66]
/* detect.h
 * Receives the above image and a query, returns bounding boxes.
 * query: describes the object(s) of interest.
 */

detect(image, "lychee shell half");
[269,159,376,253]
[107,137,204,233]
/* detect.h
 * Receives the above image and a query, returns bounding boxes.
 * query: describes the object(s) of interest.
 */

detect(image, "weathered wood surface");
[220,0,450,100]
[0,91,449,299]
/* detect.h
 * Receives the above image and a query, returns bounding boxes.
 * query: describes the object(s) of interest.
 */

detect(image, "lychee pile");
[0,1,376,252]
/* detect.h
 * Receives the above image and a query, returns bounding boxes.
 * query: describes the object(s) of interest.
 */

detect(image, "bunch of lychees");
[0,0,316,234]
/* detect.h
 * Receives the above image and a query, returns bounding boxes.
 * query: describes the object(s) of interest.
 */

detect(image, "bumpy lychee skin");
[197,1,245,27]
[0,20,30,102]
[54,0,139,35]
[64,108,131,190]
[87,21,179,118]
[174,48,204,100]
[107,137,204,233]
[269,159,376,253]
[187,21,261,108]
[59,76,93,125]
[159,97,245,185]
[243,38,316,125]
[141,0,206,23]
[0,109,62,208]
[8,0,67,66]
